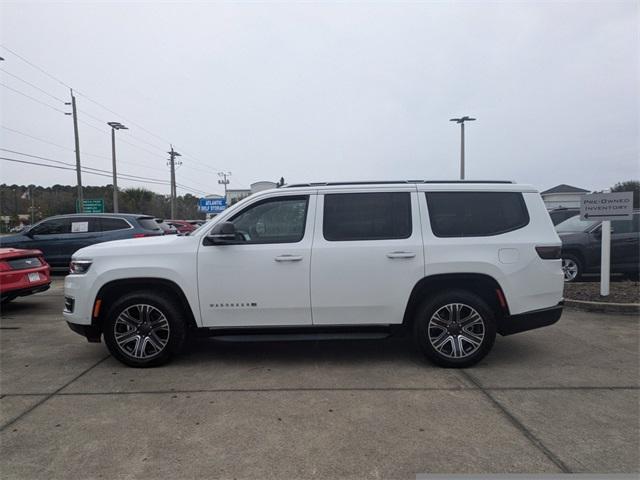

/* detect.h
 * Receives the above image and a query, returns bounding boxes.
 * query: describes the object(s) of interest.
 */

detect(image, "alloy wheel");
[113,304,170,359]
[562,258,578,282]
[427,303,485,359]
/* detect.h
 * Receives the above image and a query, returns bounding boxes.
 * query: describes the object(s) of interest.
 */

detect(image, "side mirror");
[24,227,34,238]
[207,222,236,245]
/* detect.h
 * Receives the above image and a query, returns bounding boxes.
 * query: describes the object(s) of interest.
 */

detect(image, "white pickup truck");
[64,181,564,368]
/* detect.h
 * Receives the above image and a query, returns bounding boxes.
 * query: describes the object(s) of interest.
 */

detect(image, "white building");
[226,181,279,205]
[540,184,590,209]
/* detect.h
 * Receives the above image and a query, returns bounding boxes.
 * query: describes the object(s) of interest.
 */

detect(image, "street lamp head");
[107,122,128,130]
[450,116,476,124]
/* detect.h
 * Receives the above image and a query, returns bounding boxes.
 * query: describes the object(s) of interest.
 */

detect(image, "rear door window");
[69,217,98,233]
[425,192,529,237]
[323,192,412,241]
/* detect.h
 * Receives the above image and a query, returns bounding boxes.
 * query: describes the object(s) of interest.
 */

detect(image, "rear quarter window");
[425,191,529,237]
[99,217,131,231]
[137,218,162,231]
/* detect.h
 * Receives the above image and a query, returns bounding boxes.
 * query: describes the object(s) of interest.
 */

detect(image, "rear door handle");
[386,251,416,259]
[274,255,303,262]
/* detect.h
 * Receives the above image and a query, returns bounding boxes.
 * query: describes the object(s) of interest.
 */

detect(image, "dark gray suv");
[557,212,640,281]
[0,214,163,270]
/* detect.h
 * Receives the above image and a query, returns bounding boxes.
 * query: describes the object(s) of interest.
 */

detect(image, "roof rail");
[283,180,514,188]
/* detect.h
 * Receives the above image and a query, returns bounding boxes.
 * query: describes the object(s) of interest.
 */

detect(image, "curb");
[564,298,640,315]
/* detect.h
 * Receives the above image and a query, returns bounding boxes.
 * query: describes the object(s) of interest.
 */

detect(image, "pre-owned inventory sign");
[580,192,633,221]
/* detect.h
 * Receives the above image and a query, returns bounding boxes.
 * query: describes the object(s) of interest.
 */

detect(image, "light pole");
[107,122,128,212]
[450,116,476,180]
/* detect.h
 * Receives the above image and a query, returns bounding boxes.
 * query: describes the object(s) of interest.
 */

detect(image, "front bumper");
[497,302,563,336]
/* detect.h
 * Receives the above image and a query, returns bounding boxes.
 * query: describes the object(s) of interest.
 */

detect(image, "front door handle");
[274,255,303,262]
[386,251,416,259]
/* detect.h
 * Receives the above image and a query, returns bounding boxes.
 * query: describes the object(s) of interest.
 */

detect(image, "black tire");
[561,253,583,282]
[413,290,497,368]
[103,290,187,368]
[1,296,15,306]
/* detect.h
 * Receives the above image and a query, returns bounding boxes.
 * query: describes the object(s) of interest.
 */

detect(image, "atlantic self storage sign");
[580,192,633,221]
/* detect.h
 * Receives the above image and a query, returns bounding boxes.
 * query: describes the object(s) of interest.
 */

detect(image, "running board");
[196,325,396,342]
[213,332,391,342]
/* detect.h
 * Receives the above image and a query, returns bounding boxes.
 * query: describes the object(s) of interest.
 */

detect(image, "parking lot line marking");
[1,385,638,397]
[460,370,572,474]
[0,354,110,433]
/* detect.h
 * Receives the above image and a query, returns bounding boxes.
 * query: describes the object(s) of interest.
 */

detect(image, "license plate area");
[28,272,41,283]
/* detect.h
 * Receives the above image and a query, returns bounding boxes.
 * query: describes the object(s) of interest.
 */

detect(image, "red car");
[0,248,51,305]
[166,220,196,234]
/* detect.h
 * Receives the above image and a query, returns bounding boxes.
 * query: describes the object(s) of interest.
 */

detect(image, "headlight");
[69,260,92,274]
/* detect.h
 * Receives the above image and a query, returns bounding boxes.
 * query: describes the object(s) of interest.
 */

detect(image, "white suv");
[64,181,564,368]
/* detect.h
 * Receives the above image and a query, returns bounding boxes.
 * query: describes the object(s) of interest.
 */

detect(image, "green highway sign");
[76,199,105,213]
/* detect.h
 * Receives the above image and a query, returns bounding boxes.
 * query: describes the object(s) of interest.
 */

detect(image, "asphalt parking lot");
[1,279,638,478]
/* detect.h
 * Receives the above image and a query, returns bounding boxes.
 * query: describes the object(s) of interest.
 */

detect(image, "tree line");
[0,184,205,228]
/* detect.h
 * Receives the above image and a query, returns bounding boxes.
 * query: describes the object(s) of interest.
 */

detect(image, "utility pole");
[66,89,83,212]
[218,172,231,201]
[449,116,476,180]
[107,122,128,213]
[167,145,182,218]
[29,187,35,225]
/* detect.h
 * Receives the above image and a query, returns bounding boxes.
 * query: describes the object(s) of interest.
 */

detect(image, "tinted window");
[550,210,578,225]
[426,192,529,237]
[100,217,131,231]
[612,214,639,234]
[229,196,308,244]
[31,218,71,235]
[323,192,412,241]
[137,218,162,231]
[31,217,98,235]
[556,215,599,233]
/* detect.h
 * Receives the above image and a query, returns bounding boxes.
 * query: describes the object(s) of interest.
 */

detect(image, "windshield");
[555,215,599,233]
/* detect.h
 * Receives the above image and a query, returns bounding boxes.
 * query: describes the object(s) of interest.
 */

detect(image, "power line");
[1,149,210,195]
[0,69,67,102]
[1,125,216,182]
[0,45,224,193]
[1,156,169,187]
[0,149,170,184]
[1,125,73,152]
[0,44,71,89]
[0,82,68,114]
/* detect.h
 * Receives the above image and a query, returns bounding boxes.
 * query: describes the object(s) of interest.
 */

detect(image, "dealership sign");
[580,192,633,221]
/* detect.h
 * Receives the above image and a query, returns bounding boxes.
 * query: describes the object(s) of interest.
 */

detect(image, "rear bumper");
[67,321,102,343]
[1,283,50,301]
[498,302,563,336]
[1,265,51,299]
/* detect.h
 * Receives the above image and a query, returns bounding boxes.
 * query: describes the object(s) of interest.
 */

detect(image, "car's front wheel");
[103,291,186,367]
[414,290,496,368]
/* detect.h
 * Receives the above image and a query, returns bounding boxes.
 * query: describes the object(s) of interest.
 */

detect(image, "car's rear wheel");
[414,290,496,368]
[562,254,582,282]
[103,290,186,367]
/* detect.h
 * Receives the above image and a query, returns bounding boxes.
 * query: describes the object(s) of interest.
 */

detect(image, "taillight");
[133,233,149,238]
[536,246,561,259]
[0,261,11,272]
